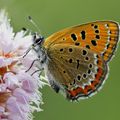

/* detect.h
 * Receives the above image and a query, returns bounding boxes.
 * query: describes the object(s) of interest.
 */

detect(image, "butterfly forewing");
[43,21,119,62]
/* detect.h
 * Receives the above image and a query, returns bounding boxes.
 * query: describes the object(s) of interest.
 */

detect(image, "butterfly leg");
[31,69,40,76]
[22,47,32,58]
[25,59,40,72]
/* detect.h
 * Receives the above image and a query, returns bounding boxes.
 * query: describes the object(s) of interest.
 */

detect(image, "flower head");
[0,10,44,120]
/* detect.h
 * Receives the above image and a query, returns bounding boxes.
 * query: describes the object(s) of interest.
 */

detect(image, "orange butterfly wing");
[43,21,119,62]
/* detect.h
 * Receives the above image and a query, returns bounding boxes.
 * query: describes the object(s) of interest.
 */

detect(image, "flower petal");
[0,106,5,113]
[13,88,30,104]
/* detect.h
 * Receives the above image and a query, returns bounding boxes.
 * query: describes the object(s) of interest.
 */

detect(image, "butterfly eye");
[37,37,44,45]
[33,34,44,46]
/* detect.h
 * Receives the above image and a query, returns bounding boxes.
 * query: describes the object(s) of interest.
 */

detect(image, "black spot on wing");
[77,60,80,69]
[71,33,77,41]
[81,31,86,40]
[86,45,90,49]
[91,40,97,46]
[96,35,100,39]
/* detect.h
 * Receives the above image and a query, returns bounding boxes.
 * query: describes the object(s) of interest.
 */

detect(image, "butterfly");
[31,21,119,101]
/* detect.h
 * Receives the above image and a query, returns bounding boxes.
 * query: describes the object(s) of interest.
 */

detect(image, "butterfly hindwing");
[45,44,107,100]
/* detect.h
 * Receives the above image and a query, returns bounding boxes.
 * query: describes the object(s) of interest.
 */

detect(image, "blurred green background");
[0,0,120,120]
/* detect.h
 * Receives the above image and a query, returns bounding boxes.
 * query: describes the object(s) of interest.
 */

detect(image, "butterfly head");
[32,33,44,47]
[32,33,47,66]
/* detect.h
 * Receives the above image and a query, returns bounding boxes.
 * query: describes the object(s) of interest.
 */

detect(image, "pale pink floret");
[0,10,44,120]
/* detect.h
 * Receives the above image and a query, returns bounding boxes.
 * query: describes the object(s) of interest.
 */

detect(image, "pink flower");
[0,10,45,120]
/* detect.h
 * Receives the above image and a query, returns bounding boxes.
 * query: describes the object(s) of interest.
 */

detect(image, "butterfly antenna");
[23,16,44,58]
[28,16,41,34]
